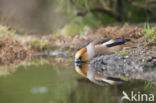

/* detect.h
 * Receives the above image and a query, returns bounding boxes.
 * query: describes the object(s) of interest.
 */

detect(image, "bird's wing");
[94,75,127,85]
[74,41,90,54]
[106,38,131,47]
[93,38,110,45]
[94,75,116,85]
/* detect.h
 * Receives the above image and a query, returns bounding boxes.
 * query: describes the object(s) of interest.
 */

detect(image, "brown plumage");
[94,42,132,56]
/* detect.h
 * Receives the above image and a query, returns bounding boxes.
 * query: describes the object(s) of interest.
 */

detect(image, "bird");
[74,38,132,85]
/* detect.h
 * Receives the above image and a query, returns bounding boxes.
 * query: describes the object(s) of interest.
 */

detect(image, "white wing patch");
[95,77,116,84]
[102,39,115,46]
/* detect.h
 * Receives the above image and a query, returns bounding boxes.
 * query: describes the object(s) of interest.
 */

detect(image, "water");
[0,57,155,103]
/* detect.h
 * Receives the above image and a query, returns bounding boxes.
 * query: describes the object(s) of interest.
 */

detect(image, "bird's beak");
[75,61,89,77]
[75,58,88,67]
[75,58,82,67]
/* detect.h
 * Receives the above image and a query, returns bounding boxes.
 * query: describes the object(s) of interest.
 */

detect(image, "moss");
[68,46,74,53]
[28,58,48,66]
[120,76,129,81]
[119,50,128,56]
[144,38,156,47]
[144,42,149,47]
[0,25,16,36]
[147,50,153,55]
[28,39,49,50]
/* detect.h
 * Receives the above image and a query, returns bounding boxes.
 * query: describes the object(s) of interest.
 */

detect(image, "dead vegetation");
[52,24,145,52]
[0,36,31,65]
[0,24,152,66]
[96,25,144,41]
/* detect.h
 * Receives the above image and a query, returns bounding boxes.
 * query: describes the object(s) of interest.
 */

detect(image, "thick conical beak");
[74,58,88,67]
[75,58,82,67]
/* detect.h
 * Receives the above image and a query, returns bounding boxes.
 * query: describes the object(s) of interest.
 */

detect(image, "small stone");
[123,47,131,50]
[124,55,129,58]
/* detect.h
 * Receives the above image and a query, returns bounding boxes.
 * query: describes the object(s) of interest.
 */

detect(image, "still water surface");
[0,58,155,103]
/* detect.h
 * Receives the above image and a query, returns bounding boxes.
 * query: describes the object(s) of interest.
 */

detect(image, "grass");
[143,23,155,37]
[144,80,154,90]
[143,23,156,47]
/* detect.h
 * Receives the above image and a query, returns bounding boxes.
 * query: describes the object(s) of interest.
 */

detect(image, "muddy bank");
[52,24,145,52]
[0,24,146,65]
[73,24,156,84]
[0,36,31,65]
[90,43,156,84]
[0,24,156,85]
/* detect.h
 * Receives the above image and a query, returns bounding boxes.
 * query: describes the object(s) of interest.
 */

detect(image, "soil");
[96,24,144,41]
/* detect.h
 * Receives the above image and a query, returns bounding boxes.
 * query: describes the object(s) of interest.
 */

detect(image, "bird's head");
[74,43,95,77]
[75,43,95,62]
